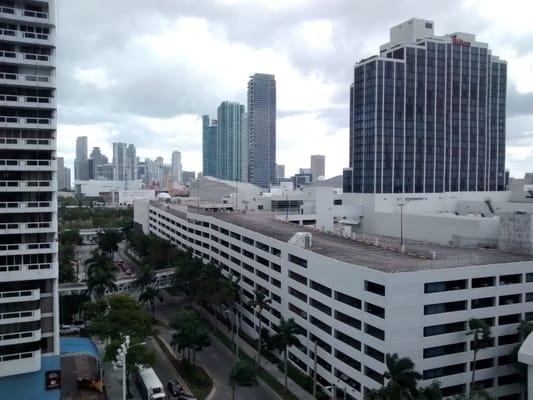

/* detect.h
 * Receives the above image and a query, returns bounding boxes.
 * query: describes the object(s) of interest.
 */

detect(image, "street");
[155,293,278,400]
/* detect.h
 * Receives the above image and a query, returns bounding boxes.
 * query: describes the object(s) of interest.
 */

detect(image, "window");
[243,250,254,259]
[335,349,361,371]
[500,274,522,285]
[424,321,465,337]
[288,270,307,285]
[526,293,533,302]
[242,236,254,245]
[289,303,307,319]
[271,277,281,288]
[423,342,466,358]
[365,323,385,340]
[288,254,307,268]
[271,247,281,257]
[289,287,307,302]
[335,330,361,350]
[271,263,281,273]
[424,300,466,315]
[424,279,467,293]
[423,363,466,379]
[271,293,281,304]
[365,345,384,362]
[310,333,331,353]
[310,316,331,334]
[335,311,361,330]
[471,297,495,309]
[365,302,385,318]
[498,374,520,386]
[499,314,520,325]
[472,276,495,288]
[498,334,520,346]
[499,294,521,306]
[365,281,386,296]
[256,241,269,252]
[256,255,269,266]
[242,263,254,273]
[335,291,361,309]
[526,273,533,282]
[441,385,466,397]
[470,358,494,371]
[310,298,331,316]
[365,366,384,385]
[333,199,342,205]
[310,280,332,297]
[473,379,493,389]
[256,269,269,282]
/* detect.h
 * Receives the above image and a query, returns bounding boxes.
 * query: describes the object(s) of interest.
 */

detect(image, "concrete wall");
[499,213,533,254]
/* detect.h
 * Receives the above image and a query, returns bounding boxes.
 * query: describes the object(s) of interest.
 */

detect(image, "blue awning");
[60,337,100,360]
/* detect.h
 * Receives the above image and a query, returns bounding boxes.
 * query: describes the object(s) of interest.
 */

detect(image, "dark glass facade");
[202,115,218,177]
[346,39,506,194]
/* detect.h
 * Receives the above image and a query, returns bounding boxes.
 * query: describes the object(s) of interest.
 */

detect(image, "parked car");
[167,380,184,398]
[60,324,80,335]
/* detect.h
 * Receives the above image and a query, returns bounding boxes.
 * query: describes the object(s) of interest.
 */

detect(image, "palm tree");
[365,353,421,400]
[270,318,301,393]
[97,229,122,258]
[170,309,211,365]
[86,252,116,299]
[467,318,492,386]
[248,289,271,369]
[135,264,155,291]
[138,286,163,318]
[419,381,443,400]
[228,360,258,400]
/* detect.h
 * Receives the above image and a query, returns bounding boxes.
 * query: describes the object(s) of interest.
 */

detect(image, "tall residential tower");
[247,73,276,188]
[344,19,507,194]
[0,1,60,399]
[202,115,218,177]
[217,101,244,181]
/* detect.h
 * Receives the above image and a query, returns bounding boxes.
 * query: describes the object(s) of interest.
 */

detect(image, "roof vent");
[288,232,312,249]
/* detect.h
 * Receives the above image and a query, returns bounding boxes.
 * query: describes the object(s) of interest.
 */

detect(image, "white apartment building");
[0,1,60,399]
[136,199,533,400]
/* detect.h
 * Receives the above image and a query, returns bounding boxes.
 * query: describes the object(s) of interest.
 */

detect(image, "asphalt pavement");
[155,293,278,400]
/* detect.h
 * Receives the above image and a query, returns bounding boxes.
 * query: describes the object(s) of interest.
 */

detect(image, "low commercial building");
[135,199,533,399]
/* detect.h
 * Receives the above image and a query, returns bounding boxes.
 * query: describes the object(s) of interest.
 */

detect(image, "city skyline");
[55,0,533,181]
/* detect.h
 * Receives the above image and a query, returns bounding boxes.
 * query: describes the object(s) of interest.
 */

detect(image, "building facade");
[89,146,108,179]
[138,200,531,400]
[217,101,244,181]
[344,19,507,194]
[247,73,276,188]
[112,142,136,182]
[311,155,325,181]
[0,1,60,398]
[202,115,218,177]
[276,164,285,181]
[56,157,69,190]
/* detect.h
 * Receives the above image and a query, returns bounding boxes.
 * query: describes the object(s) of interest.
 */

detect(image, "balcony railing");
[0,221,52,232]
[0,201,53,210]
[0,309,39,322]
[0,330,39,343]
[0,289,39,303]
[0,6,48,20]
[0,263,52,273]
[0,137,53,147]
[0,242,55,252]
[0,94,54,106]
[0,180,52,190]
[0,50,53,64]
[0,159,53,168]
[0,116,54,126]
[0,71,52,85]
[0,351,35,362]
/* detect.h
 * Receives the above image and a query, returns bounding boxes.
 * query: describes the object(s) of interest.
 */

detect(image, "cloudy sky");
[57,0,533,179]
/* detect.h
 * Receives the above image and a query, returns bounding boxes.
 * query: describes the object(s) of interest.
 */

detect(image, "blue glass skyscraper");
[344,19,507,194]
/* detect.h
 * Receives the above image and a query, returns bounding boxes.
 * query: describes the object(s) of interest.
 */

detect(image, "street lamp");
[113,335,146,400]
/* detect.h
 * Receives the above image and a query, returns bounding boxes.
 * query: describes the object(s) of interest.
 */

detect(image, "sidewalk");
[194,305,315,400]
[94,339,142,400]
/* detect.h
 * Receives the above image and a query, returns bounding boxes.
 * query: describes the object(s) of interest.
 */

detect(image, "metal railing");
[0,116,53,125]
[0,6,48,19]
[0,137,52,146]
[0,309,37,321]
[0,159,52,167]
[0,222,52,231]
[0,350,37,363]
[0,289,38,301]
[0,180,52,189]
[0,94,53,104]
[0,242,54,252]
[0,71,51,84]
[0,201,52,209]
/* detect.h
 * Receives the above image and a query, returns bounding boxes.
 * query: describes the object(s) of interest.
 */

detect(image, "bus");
[136,366,166,400]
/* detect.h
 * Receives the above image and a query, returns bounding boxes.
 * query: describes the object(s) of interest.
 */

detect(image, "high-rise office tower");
[310,155,325,180]
[275,164,285,181]
[344,19,506,194]
[240,112,248,182]
[217,101,244,181]
[89,147,108,179]
[171,150,182,184]
[113,142,136,181]
[0,1,61,399]
[247,73,276,188]
[57,157,67,190]
[74,136,89,180]
[202,115,218,177]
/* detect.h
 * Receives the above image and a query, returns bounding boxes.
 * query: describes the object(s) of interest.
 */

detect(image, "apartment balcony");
[0,94,56,109]
[0,241,57,256]
[0,116,56,129]
[0,349,41,378]
[0,71,54,88]
[0,221,55,234]
[0,50,54,67]
[0,288,39,304]
[0,308,41,326]
[0,199,56,213]
[0,261,56,281]
[0,179,55,192]
[0,5,52,25]
[0,329,41,347]
[0,158,56,171]
[0,28,54,46]
[0,136,55,150]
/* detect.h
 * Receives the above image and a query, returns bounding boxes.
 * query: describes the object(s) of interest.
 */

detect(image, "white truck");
[136,366,166,400]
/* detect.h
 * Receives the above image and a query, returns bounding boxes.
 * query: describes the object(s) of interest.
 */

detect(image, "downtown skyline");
[55,0,533,182]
